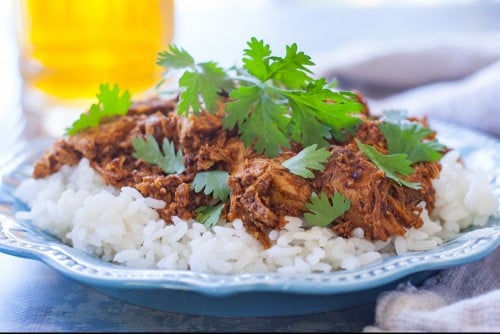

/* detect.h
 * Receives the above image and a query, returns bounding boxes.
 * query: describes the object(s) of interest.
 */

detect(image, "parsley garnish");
[282,144,331,178]
[304,192,351,227]
[191,171,230,202]
[195,204,225,228]
[378,118,445,163]
[157,37,363,157]
[131,135,185,174]
[355,139,420,190]
[65,83,131,136]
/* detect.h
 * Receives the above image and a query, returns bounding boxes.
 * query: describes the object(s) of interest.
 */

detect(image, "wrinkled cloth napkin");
[364,248,500,332]
[317,34,500,332]
[318,33,500,138]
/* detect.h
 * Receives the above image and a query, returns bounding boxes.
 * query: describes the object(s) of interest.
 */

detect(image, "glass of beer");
[14,0,174,137]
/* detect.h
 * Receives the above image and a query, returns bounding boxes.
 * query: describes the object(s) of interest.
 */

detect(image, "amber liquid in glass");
[17,0,174,99]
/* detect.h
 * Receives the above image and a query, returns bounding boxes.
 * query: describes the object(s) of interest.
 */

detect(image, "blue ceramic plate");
[0,119,498,317]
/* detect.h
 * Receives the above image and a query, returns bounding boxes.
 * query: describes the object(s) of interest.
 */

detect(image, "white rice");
[13,150,498,274]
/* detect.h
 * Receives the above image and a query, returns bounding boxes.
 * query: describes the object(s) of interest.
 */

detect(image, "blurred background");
[1,0,500,141]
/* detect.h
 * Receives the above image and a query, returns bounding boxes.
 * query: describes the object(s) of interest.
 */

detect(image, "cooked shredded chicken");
[33,95,442,248]
[227,158,312,248]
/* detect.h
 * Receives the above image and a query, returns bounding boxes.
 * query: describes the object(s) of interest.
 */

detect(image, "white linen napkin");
[317,34,500,332]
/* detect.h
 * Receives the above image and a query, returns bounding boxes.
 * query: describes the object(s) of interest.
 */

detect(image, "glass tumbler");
[14,0,174,136]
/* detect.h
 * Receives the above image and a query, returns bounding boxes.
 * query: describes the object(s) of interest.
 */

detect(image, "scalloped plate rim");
[0,214,499,298]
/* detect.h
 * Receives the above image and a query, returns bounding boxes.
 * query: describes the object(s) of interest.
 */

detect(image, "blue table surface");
[0,253,376,332]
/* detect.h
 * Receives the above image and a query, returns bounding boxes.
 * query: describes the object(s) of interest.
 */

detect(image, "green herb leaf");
[287,105,332,148]
[156,44,195,69]
[195,204,225,228]
[157,45,232,116]
[225,87,291,157]
[282,144,331,178]
[132,135,185,174]
[223,85,261,130]
[176,62,228,115]
[191,171,231,202]
[304,192,351,227]
[242,37,272,81]
[286,79,363,143]
[268,42,314,89]
[159,37,364,157]
[65,83,131,136]
[379,120,445,163]
[224,40,362,156]
[355,138,421,190]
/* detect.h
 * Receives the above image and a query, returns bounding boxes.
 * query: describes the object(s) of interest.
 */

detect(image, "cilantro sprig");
[225,38,363,156]
[191,171,230,228]
[65,83,131,136]
[195,204,225,228]
[355,139,420,190]
[282,144,331,178]
[378,115,445,163]
[353,111,445,190]
[304,192,351,227]
[157,45,233,115]
[157,37,364,157]
[191,171,231,202]
[131,135,185,174]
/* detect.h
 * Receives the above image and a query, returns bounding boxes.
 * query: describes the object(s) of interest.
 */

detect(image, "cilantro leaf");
[304,192,351,227]
[176,61,228,115]
[223,85,261,129]
[379,120,445,163]
[287,105,332,148]
[159,37,364,157]
[191,171,230,202]
[132,135,185,174]
[238,96,291,157]
[355,138,421,190]
[285,79,363,143]
[282,144,331,178]
[177,71,203,114]
[225,87,291,157]
[156,44,195,69]
[268,42,314,89]
[65,83,131,136]
[242,37,272,81]
[195,204,225,228]
[198,62,230,112]
[225,42,362,156]
[243,38,314,89]
[157,45,232,116]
